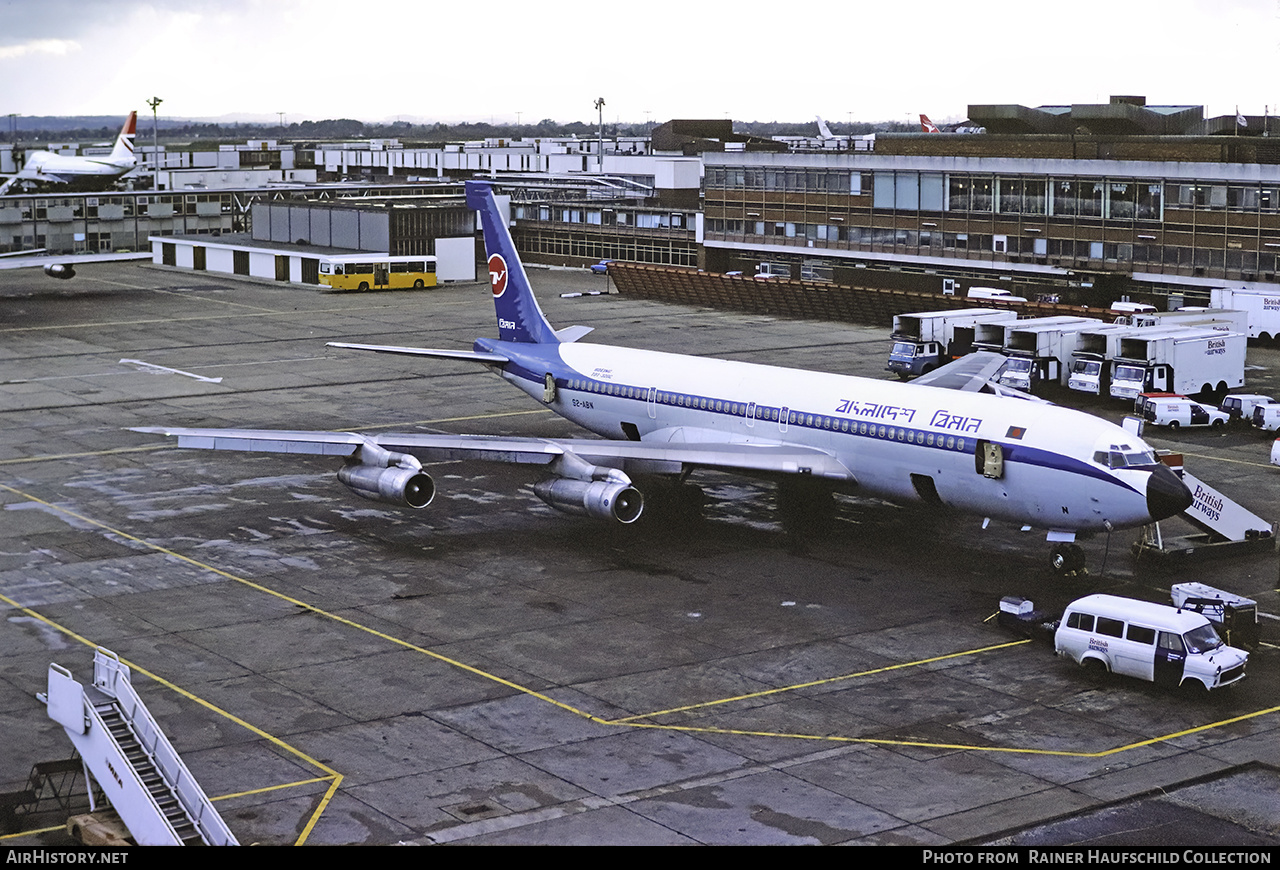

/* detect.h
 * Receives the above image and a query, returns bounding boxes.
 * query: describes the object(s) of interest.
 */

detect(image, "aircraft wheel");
[1050,543,1085,575]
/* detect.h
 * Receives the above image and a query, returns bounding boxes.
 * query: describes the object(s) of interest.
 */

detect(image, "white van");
[1055,594,1248,690]
[967,286,1028,302]
[1219,394,1275,423]
[1253,403,1280,432]
[1143,398,1229,429]
[1110,300,1158,315]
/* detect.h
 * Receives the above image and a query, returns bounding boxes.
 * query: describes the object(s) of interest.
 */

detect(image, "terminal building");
[4,98,1279,307]
[702,98,1280,306]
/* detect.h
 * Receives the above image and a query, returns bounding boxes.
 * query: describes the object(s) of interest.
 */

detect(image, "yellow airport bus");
[317,255,437,291]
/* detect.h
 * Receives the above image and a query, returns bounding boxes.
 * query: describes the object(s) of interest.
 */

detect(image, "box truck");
[1109,327,1247,401]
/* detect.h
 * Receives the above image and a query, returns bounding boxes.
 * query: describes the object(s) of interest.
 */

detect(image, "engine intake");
[336,442,434,508]
[44,264,75,280]
[533,478,644,524]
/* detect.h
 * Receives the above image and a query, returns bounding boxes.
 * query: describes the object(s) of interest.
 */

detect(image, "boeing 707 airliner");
[133,181,1193,573]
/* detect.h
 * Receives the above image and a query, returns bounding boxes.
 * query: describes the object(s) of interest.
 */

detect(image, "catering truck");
[997,317,1101,392]
[886,308,1017,377]
[971,314,1095,354]
[1209,288,1280,340]
[1126,308,1249,334]
[1109,326,1247,401]
[1068,324,1151,395]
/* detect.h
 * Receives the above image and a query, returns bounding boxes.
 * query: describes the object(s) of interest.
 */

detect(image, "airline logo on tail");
[488,254,508,298]
[920,114,941,133]
[110,111,138,165]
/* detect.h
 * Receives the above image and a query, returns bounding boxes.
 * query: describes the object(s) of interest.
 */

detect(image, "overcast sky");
[1,0,1277,126]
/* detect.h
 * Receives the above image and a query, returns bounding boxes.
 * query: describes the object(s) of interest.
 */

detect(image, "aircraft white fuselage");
[486,339,1171,534]
[4,111,136,191]
[21,150,134,181]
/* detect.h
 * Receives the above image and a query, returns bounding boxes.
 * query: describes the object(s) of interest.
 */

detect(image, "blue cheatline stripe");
[492,356,1142,497]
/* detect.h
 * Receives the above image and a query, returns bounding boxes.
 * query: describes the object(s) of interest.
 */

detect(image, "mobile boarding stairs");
[38,647,237,846]
[1135,458,1275,560]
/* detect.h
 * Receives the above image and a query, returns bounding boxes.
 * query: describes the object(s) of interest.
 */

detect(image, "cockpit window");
[1093,443,1159,469]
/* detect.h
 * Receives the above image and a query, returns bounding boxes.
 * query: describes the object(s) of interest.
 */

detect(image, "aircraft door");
[779,406,790,434]
[1154,631,1186,688]
[745,402,756,428]
[647,387,657,419]
[975,440,1004,479]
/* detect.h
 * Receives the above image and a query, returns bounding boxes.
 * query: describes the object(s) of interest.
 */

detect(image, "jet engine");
[44,264,76,280]
[336,443,434,508]
[532,451,644,524]
[533,478,643,523]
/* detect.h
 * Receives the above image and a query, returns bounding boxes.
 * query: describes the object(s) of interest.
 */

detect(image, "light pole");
[146,97,162,189]
[594,97,605,172]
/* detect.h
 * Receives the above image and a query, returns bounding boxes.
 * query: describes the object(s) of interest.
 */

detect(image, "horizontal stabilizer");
[554,325,595,343]
[326,342,509,364]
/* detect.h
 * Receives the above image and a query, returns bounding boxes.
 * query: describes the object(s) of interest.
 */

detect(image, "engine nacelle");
[337,464,435,508]
[533,478,644,524]
[44,264,76,280]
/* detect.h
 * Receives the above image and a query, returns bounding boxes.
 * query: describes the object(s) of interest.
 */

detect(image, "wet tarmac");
[1,262,1277,846]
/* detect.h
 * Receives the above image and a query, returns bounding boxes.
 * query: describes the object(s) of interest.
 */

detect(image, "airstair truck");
[997,317,1101,392]
[1068,323,1150,395]
[1109,326,1247,401]
[1209,288,1280,340]
[887,308,1017,377]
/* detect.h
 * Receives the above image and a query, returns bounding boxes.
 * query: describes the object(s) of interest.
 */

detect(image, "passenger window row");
[1065,611,1168,647]
[564,378,970,452]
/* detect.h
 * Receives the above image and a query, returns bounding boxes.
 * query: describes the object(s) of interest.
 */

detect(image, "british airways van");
[1055,594,1248,690]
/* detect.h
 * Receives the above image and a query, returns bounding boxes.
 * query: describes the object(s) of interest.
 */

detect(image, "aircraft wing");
[909,351,1009,391]
[130,427,857,482]
[909,351,1048,402]
[0,251,151,272]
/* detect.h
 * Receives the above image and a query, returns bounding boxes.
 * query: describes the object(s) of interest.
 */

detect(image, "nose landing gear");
[1050,542,1087,575]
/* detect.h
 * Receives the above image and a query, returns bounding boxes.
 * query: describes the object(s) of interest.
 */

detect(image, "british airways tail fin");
[466,180,559,344]
[110,111,138,166]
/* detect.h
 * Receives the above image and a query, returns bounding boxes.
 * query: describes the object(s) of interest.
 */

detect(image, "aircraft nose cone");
[1146,464,1193,521]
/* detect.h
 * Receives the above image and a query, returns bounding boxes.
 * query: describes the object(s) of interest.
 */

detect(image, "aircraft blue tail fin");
[466,181,559,344]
